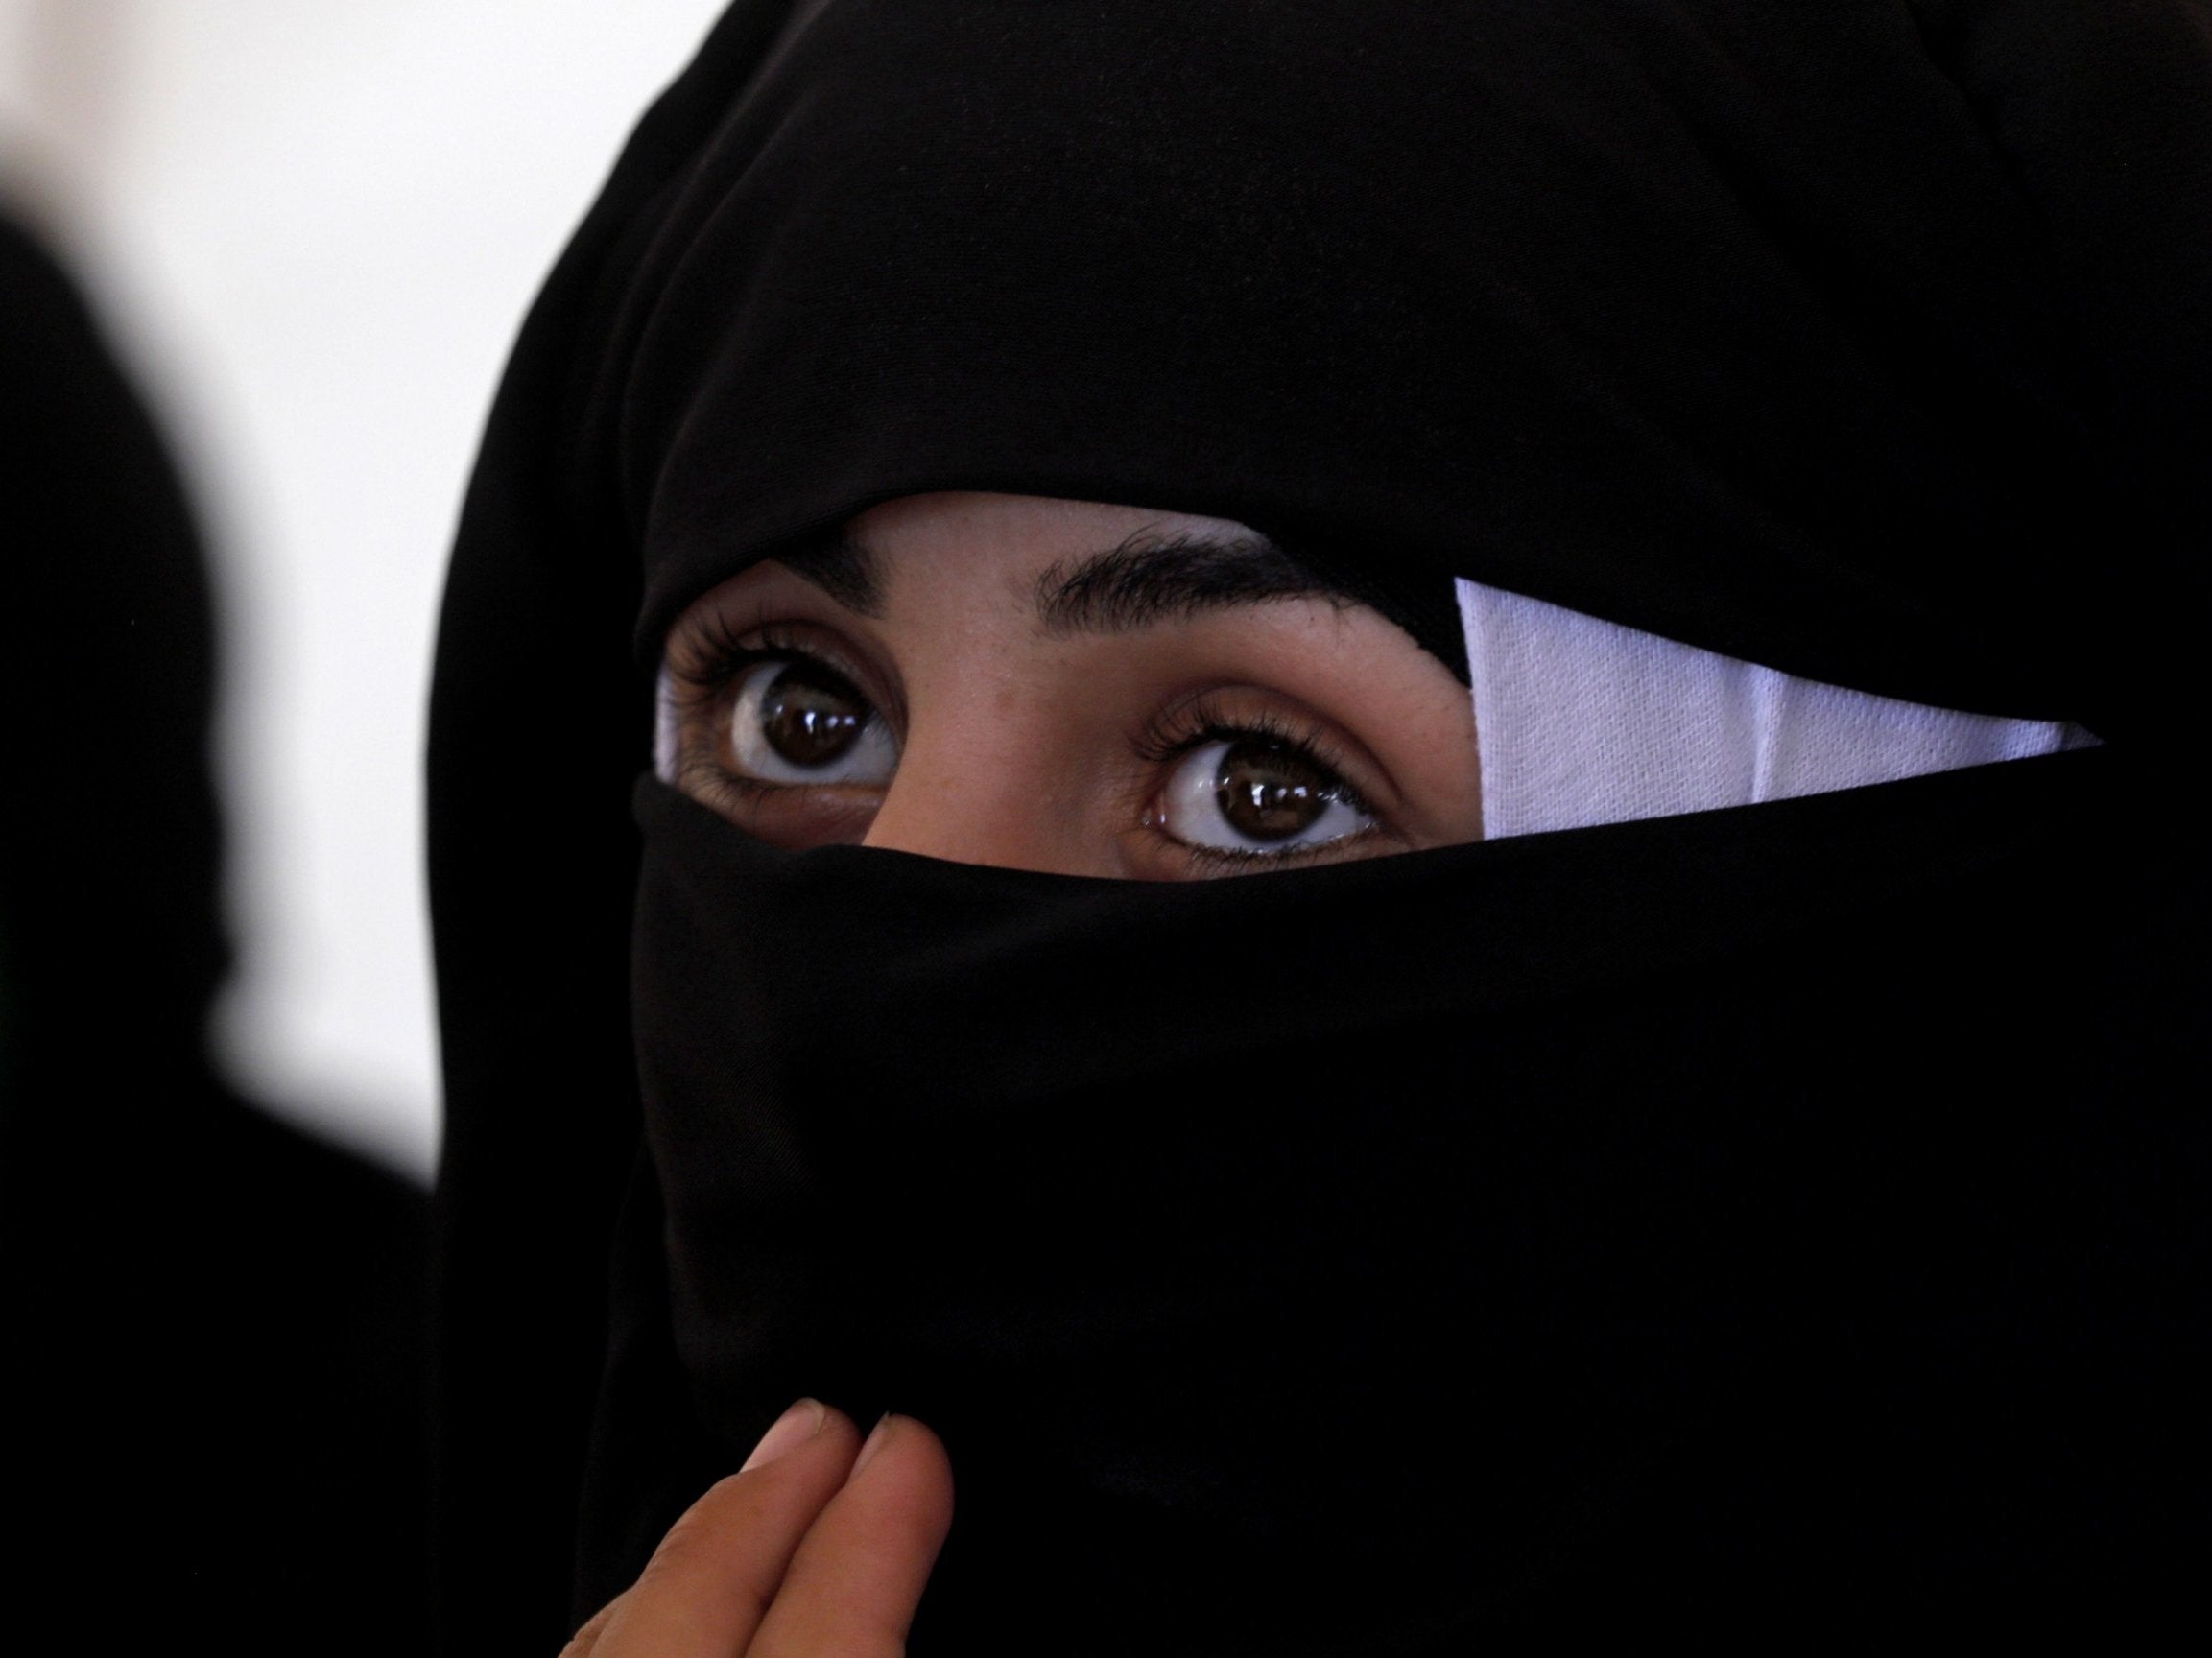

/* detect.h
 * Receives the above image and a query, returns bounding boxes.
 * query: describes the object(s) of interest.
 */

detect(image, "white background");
[0,1,726,1181]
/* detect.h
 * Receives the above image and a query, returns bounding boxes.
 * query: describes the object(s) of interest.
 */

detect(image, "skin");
[592,492,1484,1650]
[563,1403,954,1658]
[663,491,1484,878]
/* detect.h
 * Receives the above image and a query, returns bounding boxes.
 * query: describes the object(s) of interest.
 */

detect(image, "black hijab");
[428,4,2211,1649]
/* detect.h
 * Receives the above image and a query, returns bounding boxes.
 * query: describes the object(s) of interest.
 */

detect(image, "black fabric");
[426,3,2211,1648]
[614,756,2206,1646]
[0,207,431,1652]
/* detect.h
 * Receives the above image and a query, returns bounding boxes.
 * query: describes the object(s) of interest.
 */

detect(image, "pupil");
[1214,741,1335,841]
[759,664,867,767]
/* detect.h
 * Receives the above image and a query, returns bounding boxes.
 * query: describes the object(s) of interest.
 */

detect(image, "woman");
[428,3,2211,1649]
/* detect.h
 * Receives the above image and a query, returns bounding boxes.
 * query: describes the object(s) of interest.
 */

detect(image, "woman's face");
[662,492,1483,879]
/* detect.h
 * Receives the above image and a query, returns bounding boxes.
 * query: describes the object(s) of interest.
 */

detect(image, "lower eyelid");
[1172,823,1388,877]
[675,752,887,843]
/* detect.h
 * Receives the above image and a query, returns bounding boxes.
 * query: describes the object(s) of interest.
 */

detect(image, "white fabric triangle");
[1456,579,2094,840]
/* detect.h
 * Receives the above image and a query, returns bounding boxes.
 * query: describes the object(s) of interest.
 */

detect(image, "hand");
[563,1401,955,1657]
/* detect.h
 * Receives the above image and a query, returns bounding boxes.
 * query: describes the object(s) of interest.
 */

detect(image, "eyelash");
[1129,694,1377,868]
[666,619,874,809]
[669,625,1379,866]
[668,615,825,714]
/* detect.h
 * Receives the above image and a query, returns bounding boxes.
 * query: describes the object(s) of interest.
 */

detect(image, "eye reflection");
[726,658,897,786]
[1157,736,1374,856]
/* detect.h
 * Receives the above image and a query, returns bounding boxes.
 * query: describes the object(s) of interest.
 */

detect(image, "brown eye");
[760,662,867,764]
[726,658,897,786]
[1158,736,1373,855]
[1216,741,1338,840]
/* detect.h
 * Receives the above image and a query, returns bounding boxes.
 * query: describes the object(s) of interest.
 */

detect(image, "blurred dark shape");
[0,205,428,1648]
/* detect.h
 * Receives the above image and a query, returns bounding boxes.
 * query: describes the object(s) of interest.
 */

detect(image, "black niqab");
[428,4,2211,1649]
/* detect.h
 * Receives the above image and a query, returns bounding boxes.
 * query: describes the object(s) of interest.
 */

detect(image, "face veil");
[425,3,2212,1649]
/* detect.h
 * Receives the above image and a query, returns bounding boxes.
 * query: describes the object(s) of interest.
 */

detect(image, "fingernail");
[850,1413,894,1477]
[742,1398,826,1472]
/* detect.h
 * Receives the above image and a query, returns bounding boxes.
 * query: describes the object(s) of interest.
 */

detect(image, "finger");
[560,1589,625,1658]
[574,1399,865,1658]
[749,1414,956,1658]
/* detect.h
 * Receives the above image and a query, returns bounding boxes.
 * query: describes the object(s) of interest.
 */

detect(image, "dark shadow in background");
[0,205,428,1649]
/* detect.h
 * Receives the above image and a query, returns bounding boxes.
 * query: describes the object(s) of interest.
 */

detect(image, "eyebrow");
[769,523,1344,633]
[771,533,886,616]
[1034,530,1343,637]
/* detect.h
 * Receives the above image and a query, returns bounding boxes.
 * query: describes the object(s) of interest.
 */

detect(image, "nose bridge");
[861,686,1097,875]
[864,744,1046,873]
